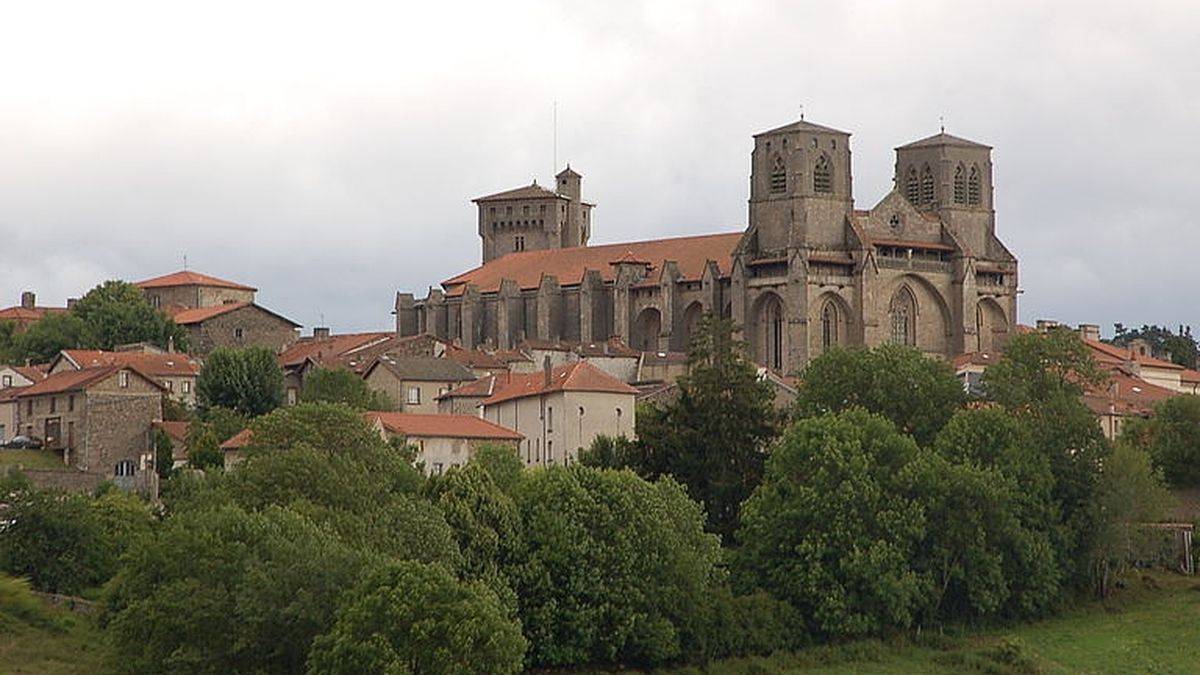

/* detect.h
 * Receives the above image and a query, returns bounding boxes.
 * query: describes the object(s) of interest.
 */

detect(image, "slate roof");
[135,270,256,291]
[473,182,568,203]
[754,118,851,137]
[367,356,476,383]
[442,231,742,297]
[365,412,522,441]
[896,132,992,150]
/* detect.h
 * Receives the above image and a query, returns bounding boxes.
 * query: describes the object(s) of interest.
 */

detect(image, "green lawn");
[640,572,1200,675]
[0,449,67,471]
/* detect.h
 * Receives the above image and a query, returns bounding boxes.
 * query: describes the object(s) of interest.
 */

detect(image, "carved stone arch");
[678,300,705,352]
[632,306,662,352]
[975,297,1009,351]
[811,291,852,356]
[750,291,787,371]
[886,274,953,354]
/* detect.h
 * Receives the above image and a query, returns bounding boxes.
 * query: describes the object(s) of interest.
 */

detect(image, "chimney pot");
[20,291,35,309]
[66,297,78,310]
[1077,323,1100,342]
[313,327,331,340]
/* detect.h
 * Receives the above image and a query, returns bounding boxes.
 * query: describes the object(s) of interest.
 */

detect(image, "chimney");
[1035,319,1060,333]
[66,297,78,310]
[167,336,175,353]
[313,327,331,340]
[20,291,35,309]
[1077,324,1100,342]
[543,354,552,388]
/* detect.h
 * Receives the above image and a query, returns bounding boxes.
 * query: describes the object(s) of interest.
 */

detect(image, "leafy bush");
[196,346,285,416]
[307,561,527,675]
[0,489,118,595]
[300,367,393,410]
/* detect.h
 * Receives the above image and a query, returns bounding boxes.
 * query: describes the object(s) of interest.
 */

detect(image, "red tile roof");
[438,375,498,400]
[480,361,638,406]
[59,350,201,377]
[443,346,508,371]
[1182,369,1200,384]
[365,412,522,441]
[153,420,190,443]
[169,302,300,327]
[1083,338,1184,370]
[278,332,394,368]
[442,232,742,296]
[0,386,29,402]
[135,270,256,291]
[15,366,165,397]
[1082,368,1177,417]
[221,428,254,450]
[13,365,48,381]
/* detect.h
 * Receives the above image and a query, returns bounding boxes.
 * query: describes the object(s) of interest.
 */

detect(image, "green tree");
[300,367,393,410]
[105,505,367,675]
[1092,442,1174,596]
[183,407,247,471]
[11,312,89,363]
[735,409,926,638]
[1111,323,1198,369]
[153,428,175,479]
[1122,395,1200,488]
[633,314,779,539]
[510,466,723,667]
[307,560,527,675]
[792,344,965,447]
[0,489,118,594]
[70,280,189,352]
[196,346,284,416]
[469,443,524,495]
[578,434,644,470]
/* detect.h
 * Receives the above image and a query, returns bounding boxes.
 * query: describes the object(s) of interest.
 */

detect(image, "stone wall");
[185,304,298,355]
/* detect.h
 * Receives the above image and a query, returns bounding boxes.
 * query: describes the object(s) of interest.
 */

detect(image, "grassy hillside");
[0,576,111,675]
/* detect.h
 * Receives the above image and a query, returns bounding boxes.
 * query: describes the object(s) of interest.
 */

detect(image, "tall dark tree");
[634,314,779,540]
[1110,323,1198,369]
[196,346,285,416]
[792,344,966,447]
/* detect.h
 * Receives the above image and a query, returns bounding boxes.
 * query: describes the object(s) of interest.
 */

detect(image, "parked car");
[2,435,43,449]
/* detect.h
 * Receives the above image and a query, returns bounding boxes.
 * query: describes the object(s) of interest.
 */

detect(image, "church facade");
[395,118,1018,374]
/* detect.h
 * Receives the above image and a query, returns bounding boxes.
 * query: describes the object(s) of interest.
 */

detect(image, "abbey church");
[395,118,1019,374]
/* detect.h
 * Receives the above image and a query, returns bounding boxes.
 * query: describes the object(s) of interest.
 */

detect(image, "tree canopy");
[1121,394,1200,488]
[196,346,285,416]
[300,367,393,410]
[1110,323,1198,369]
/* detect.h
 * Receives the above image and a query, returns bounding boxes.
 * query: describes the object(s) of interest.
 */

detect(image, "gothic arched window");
[769,155,786,193]
[889,287,917,346]
[967,165,981,205]
[975,303,985,352]
[920,165,934,205]
[814,154,833,194]
[821,301,839,351]
[905,167,920,204]
[953,164,966,204]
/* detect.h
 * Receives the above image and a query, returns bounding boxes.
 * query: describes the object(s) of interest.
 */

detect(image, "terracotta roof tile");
[153,420,190,443]
[439,376,497,399]
[279,332,394,368]
[13,365,48,381]
[365,412,522,440]
[221,428,254,450]
[0,306,68,322]
[169,302,300,327]
[473,182,567,203]
[481,361,637,406]
[59,350,200,377]
[442,232,742,297]
[16,366,164,397]
[135,270,256,291]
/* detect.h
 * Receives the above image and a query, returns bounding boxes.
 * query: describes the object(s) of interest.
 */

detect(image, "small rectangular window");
[0,424,5,442]
[119,371,130,388]
[182,381,191,394]
[407,387,421,405]
[234,327,244,340]
[432,462,444,476]
[287,388,298,405]
[164,380,173,391]
[27,400,33,416]
[547,406,553,432]
[50,397,56,414]
[1,375,10,387]
[68,395,75,412]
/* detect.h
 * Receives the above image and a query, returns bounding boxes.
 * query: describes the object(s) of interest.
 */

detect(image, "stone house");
[443,360,637,467]
[363,356,476,414]
[171,302,300,355]
[0,386,25,444]
[12,365,164,483]
[278,329,395,404]
[396,119,1019,376]
[135,270,257,312]
[50,349,202,406]
[0,364,46,390]
[364,411,522,476]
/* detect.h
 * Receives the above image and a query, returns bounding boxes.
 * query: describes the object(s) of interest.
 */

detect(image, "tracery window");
[920,165,934,205]
[967,165,981,205]
[769,155,786,193]
[889,287,917,346]
[953,164,966,204]
[813,154,833,194]
[821,301,839,351]
[904,167,920,204]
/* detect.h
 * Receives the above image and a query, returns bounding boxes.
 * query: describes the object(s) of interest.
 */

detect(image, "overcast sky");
[1,1,1197,335]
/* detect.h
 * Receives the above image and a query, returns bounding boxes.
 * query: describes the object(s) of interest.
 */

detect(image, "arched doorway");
[679,301,705,352]
[632,307,662,352]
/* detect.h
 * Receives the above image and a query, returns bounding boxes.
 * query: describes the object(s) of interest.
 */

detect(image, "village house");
[134,270,302,355]
[365,411,522,475]
[12,365,163,486]
[0,291,69,333]
[49,349,202,406]
[220,428,254,469]
[442,360,637,467]
[0,363,47,390]
[0,387,24,444]
[363,355,476,414]
[278,328,395,404]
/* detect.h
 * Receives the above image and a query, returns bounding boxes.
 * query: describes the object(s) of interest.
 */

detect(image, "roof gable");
[897,132,991,150]
[481,361,638,406]
[169,302,301,327]
[754,118,851,137]
[135,270,256,291]
[17,365,166,397]
[367,356,476,383]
